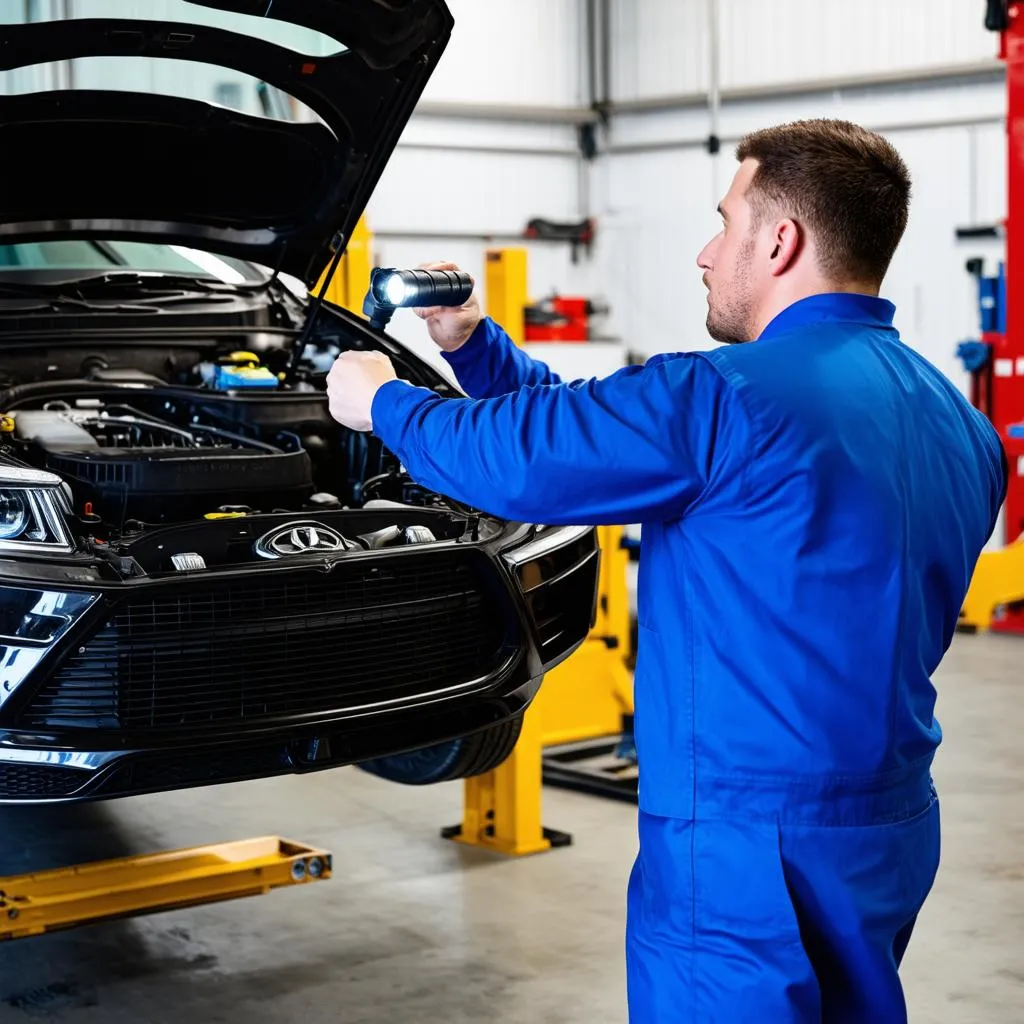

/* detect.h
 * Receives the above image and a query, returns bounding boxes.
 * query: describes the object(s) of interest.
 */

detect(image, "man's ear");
[767,218,801,277]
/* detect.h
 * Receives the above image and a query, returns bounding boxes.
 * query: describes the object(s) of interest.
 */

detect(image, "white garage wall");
[367,139,595,363]
[717,0,997,88]
[0,1,1009,392]
[594,84,1006,390]
[593,0,1008,395]
[611,0,1000,102]
[421,0,584,107]
[366,0,595,356]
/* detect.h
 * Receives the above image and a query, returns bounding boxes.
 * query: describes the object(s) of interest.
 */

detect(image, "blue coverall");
[369,293,1007,1021]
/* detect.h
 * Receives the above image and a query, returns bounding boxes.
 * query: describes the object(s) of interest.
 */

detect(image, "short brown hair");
[735,119,911,286]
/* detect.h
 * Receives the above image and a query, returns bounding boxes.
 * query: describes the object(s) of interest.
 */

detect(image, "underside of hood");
[0,1,454,286]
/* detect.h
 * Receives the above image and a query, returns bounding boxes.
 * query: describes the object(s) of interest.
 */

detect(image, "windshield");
[0,241,269,285]
[9,1,345,56]
[1,2,345,120]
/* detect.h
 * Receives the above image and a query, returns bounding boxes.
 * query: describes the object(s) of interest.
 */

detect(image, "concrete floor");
[0,631,1020,1022]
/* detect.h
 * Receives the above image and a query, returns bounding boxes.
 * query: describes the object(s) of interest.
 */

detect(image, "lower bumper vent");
[22,553,511,735]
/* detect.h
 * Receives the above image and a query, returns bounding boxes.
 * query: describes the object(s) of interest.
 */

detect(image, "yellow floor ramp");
[0,836,332,941]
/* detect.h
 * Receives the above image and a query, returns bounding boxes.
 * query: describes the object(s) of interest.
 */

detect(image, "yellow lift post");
[484,247,528,345]
[0,837,332,942]
[441,700,561,858]
[443,524,634,856]
[959,536,1024,630]
[441,531,635,858]
[441,248,638,857]
[538,525,638,803]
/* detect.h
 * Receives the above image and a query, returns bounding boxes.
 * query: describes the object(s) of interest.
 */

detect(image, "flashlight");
[363,267,474,329]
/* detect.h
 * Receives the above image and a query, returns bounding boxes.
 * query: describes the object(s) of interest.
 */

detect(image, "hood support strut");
[283,232,346,386]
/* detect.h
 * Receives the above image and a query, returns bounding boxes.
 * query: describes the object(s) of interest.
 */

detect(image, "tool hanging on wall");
[524,217,596,264]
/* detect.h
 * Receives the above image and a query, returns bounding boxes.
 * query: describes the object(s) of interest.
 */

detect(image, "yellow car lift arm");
[443,524,635,856]
[0,836,331,941]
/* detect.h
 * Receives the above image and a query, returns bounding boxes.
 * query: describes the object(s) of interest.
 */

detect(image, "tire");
[356,714,524,786]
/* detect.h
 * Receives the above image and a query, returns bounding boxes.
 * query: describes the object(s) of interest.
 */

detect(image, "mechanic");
[325,119,1007,1022]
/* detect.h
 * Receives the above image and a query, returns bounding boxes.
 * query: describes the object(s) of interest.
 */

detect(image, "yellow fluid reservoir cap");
[0,415,15,433]
[225,351,260,364]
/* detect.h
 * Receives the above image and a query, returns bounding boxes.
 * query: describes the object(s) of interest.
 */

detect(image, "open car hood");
[0,1,453,286]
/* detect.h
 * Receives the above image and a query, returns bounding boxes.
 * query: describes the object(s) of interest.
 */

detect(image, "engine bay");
[9,401,314,524]
[0,341,492,577]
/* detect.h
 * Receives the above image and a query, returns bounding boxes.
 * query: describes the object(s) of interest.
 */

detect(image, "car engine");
[0,367,490,577]
[9,402,313,523]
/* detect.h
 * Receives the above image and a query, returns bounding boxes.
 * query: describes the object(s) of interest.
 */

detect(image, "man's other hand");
[326,351,397,432]
[413,260,482,353]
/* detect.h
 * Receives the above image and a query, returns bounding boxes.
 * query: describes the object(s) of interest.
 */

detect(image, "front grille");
[91,746,294,797]
[22,553,511,735]
[0,764,91,798]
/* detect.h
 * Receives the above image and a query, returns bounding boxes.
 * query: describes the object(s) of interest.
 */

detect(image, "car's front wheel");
[355,715,523,785]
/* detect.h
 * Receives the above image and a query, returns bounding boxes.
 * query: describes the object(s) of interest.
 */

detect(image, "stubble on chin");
[706,304,749,345]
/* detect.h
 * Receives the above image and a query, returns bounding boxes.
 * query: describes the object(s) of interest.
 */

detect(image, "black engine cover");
[13,407,314,522]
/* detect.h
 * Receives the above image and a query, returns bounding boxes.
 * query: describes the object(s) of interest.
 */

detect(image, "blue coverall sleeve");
[370,353,746,525]
[442,316,563,398]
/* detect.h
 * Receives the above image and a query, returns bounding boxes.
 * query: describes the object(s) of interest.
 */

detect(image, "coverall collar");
[758,292,896,341]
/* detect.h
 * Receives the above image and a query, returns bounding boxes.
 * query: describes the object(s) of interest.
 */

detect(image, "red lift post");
[963,4,1024,631]
[996,8,1024,531]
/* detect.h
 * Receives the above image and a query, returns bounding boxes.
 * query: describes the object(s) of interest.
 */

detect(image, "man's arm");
[369,353,748,525]
[410,260,563,399]
[442,316,563,399]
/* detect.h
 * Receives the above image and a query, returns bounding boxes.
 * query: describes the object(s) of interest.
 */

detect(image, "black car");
[0,1,600,803]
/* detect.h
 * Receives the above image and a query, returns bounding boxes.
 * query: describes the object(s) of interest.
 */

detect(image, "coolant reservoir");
[199,351,279,390]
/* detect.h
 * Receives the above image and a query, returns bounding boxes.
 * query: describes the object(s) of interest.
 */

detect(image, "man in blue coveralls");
[326,120,1007,1021]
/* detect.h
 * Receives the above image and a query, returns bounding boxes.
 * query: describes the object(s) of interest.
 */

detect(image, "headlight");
[0,587,99,710]
[0,466,74,555]
[0,491,27,539]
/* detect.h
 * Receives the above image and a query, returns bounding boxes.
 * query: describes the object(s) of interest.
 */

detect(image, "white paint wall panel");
[609,0,709,102]
[974,121,1008,227]
[590,145,720,354]
[368,148,582,236]
[720,0,998,90]
[366,143,599,362]
[875,127,980,389]
[607,78,1004,161]
[421,0,584,107]
[610,0,1000,103]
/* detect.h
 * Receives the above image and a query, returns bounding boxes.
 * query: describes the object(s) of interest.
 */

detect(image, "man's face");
[696,159,764,344]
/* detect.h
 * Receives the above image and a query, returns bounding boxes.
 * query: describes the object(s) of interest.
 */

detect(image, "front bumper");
[0,523,599,802]
[0,674,540,803]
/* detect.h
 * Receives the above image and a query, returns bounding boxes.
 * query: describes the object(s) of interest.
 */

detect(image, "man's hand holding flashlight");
[326,351,397,432]
[413,260,482,352]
